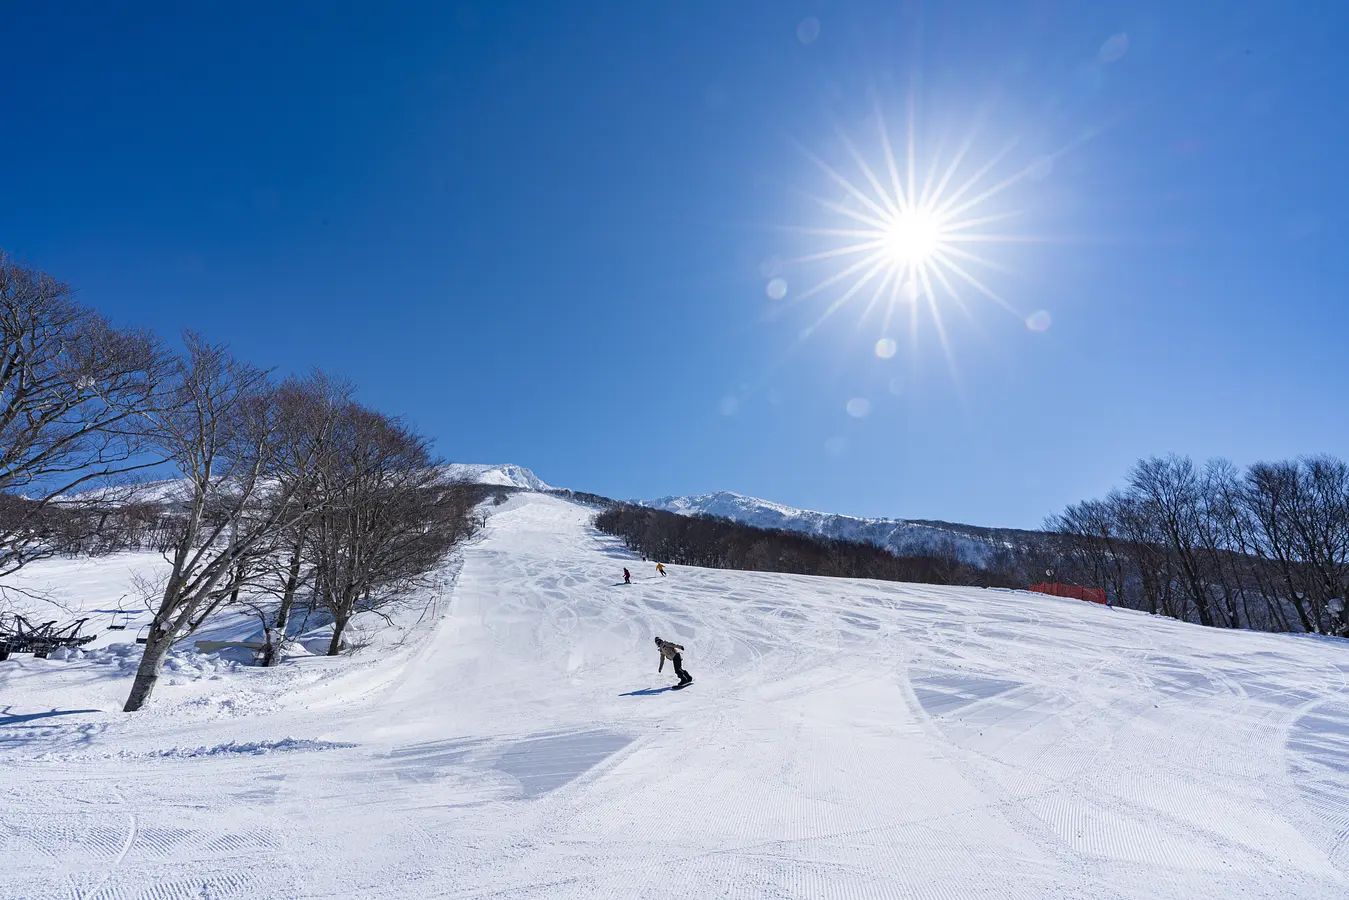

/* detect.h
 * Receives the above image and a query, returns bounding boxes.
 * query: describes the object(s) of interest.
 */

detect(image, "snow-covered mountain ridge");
[440,463,551,491]
[66,464,1029,570]
[641,490,1002,566]
[66,463,551,505]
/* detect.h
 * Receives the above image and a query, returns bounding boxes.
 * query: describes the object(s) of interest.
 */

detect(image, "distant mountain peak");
[441,463,552,492]
[640,491,995,566]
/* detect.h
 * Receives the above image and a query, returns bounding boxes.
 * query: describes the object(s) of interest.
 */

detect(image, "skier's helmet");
[653,637,661,644]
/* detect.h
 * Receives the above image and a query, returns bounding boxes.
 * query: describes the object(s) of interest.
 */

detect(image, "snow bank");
[44,641,242,680]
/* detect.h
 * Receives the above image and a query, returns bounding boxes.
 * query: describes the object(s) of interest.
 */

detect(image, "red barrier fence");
[1030,582,1109,605]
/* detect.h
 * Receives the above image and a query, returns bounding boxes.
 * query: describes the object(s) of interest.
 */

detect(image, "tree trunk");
[123,628,174,712]
[263,546,304,667]
[1223,589,1241,629]
[327,614,349,656]
[1277,567,1317,633]
[1173,547,1214,628]
[1138,567,1159,616]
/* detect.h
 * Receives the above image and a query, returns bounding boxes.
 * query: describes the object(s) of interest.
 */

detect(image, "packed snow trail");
[3,493,1349,898]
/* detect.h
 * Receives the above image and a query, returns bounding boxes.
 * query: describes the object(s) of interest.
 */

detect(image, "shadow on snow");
[0,707,101,726]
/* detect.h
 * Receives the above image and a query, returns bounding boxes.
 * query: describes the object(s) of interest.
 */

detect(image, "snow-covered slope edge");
[642,490,998,565]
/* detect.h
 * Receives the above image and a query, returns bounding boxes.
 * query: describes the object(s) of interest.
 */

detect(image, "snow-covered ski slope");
[4,493,1349,898]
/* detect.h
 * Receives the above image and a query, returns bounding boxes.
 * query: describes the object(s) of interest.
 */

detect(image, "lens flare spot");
[766,278,788,300]
[888,377,905,395]
[846,397,871,418]
[824,436,848,457]
[1099,33,1129,63]
[719,396,739,416]
[1025,310,1052,332]
[874,337,897,359]
[797,17,820,44]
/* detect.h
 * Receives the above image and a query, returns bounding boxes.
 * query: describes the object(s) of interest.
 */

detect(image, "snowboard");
[671,681,693,690]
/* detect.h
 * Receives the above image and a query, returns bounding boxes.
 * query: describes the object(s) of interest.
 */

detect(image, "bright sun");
[883,207,944,265]
[780,102,1050,362]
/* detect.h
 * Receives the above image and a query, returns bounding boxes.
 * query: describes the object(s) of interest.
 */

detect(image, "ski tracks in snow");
[362,496,1349,898]
[4,493,1349,898]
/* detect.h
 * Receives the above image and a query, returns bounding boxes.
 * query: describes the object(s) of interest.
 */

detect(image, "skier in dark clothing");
[623,568,631,584]
[654,637,692,686]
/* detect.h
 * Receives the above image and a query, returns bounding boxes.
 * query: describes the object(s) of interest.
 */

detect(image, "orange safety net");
[1030,582,1109,605]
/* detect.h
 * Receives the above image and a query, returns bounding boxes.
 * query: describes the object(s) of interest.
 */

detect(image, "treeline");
[1044,454,1349,635]
[593,505,1012,587]
[545,488,619,508]
[0,251,478,710]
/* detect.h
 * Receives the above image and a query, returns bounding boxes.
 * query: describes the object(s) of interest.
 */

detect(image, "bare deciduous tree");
[123,337,330,711]
[309,406,463,656]
[252,372,352,666]
[0,251,164,578]
[1049,454,1349,635]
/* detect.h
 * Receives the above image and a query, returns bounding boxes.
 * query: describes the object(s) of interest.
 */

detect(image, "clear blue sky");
[3,1,1345,528]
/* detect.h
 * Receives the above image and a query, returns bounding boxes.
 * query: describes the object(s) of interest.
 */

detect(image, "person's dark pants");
[672,653,691,683]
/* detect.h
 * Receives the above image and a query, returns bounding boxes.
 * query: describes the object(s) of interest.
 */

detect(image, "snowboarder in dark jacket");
[623,568,631,584]
[654,637,692,686]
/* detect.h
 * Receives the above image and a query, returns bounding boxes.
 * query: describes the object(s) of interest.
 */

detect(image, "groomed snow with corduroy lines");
[3,493,1349,898]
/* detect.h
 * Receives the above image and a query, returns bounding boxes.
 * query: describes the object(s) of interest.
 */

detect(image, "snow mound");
[441,463,552,491]
[47,641,242,680]
[643,490,994,565]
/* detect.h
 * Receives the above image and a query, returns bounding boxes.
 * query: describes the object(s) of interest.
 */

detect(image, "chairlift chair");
[107,608,128,631]
[135,624,151,645]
